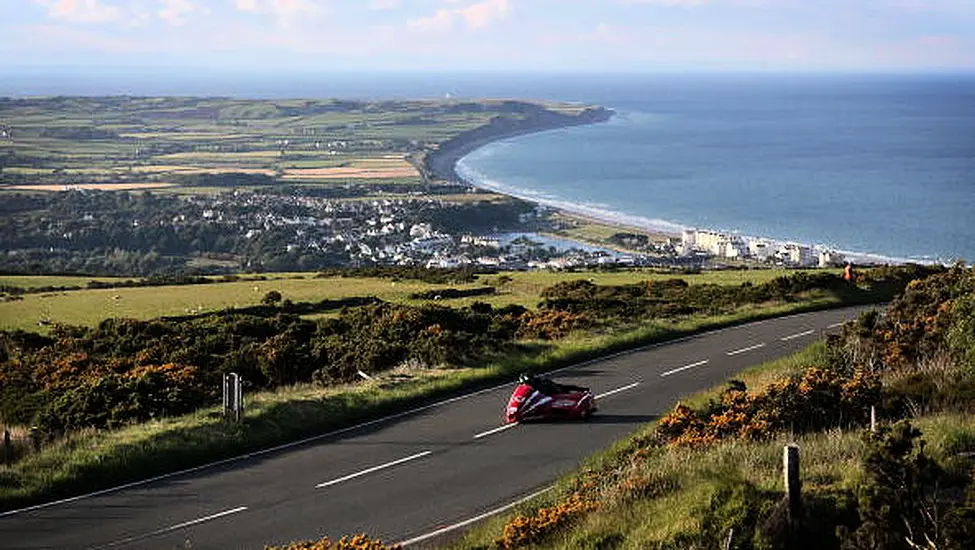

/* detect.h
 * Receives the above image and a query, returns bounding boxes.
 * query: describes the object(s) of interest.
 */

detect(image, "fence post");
[783,444,802,524]
[233,373,243,422]
[29,426,40,453]
[223,373,243,422]
[3,428,10,467]
[222,373,230,417]
[870,405,877,433]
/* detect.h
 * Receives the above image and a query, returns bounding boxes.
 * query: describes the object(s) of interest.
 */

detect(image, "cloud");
[31,0,122,24]
[618,0,784,6]
[158,0,209,26]
[234,0,325,27]
[369,0,401,10]
[408,0,510,32]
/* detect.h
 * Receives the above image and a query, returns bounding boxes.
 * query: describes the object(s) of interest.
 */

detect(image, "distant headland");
[423,102,614,185]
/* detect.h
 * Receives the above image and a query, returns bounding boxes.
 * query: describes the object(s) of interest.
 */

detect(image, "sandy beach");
[425,105,689,247]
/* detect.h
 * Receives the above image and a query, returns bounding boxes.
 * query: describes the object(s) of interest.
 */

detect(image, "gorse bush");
[495,494,599,549]
[0,298,583,431]
[264,534,400,550]
[538,265,941,323]
[841,420,975,550]
[655,368,883,447]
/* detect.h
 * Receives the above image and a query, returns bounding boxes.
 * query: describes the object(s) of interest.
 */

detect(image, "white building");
[779,244,816,266]
[748,240,774,261]
[819,249,846,267]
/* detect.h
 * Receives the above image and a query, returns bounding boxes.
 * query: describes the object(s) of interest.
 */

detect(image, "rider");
[520,373,586,396]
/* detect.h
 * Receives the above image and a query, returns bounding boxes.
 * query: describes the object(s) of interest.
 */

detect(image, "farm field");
[0,97,571,193]
[0,268,818,332]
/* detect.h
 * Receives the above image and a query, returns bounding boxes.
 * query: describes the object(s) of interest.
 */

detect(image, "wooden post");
[3,428,10,467]
[29,426,41,453]
[783,444,802,523]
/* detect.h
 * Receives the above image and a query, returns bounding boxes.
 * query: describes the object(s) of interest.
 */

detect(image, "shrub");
[495,494,599,549]
[656,368,882,446]
[842,421,947,550]
[264,534,400,549]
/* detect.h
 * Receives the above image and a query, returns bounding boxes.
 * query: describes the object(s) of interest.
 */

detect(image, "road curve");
[0,306,874,550]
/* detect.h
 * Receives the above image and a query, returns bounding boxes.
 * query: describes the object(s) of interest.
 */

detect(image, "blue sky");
[3,0,974,72]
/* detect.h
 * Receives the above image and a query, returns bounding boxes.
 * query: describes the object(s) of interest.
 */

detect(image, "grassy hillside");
[0,268,832,333]
[445,265,975,550]
[0,265,936,515]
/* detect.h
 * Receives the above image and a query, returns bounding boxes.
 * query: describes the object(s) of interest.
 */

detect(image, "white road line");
[827,322,844,329]
[92,507,248,549]
[660,359,709,377]
[780,329,815,341]
[596,382,640,399]
[316,451,432,488]
[396,486,556,547]
[474,423,518,439]
[726,343,766,356]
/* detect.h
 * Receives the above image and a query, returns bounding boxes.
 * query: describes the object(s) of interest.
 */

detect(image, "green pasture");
[0,275,129,289]
[0,268,821,333]
[0,97,540,194]
[0,275,462,331]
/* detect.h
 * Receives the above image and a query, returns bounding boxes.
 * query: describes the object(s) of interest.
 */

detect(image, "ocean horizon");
[453,73,975,265]
[4,70,973,264]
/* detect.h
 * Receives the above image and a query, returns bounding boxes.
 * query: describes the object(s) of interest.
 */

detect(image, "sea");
[4,69,974,264]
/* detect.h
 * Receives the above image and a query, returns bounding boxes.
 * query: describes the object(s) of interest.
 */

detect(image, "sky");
[2,0,975,73]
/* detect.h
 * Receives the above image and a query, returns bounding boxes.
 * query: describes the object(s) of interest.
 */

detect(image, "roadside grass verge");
[444,343,975,550]
[0,294,850,512]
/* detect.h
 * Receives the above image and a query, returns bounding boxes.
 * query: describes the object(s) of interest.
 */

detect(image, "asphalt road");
[0,306,875,549]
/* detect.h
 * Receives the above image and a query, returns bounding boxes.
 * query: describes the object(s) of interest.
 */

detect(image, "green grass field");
[0,269,811,332]
[0,97,566,193]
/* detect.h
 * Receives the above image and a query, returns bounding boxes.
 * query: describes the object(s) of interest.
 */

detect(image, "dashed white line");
[780,329,815,341]
[396,486,556,547]
[474,423,518,439]
[596,382,640,399]
[316,451,432,488]
[92,506,248,549]
[827,322,844,329]
[660,359,709,377]
[726,343,766,356]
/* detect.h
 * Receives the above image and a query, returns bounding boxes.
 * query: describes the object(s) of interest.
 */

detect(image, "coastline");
[424,103,614,187]
[426,102,938,267]
[421,102,682,248]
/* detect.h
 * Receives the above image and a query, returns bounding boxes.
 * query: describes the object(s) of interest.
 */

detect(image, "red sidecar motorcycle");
[504,374,597,424]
